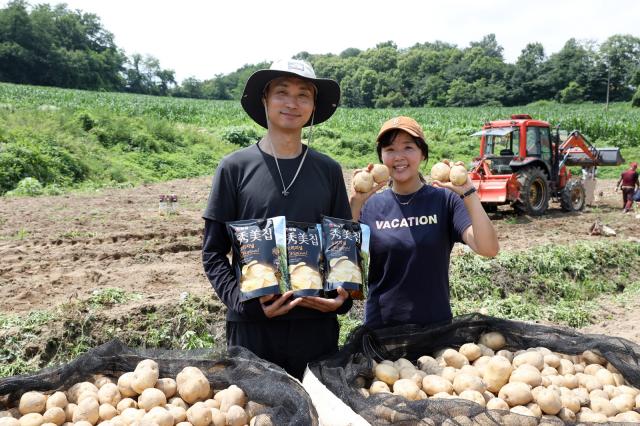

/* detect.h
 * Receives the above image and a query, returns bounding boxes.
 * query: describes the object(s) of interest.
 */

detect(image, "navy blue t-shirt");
[359,185,472,329]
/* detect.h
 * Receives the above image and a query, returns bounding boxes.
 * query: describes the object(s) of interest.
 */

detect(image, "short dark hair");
[376,129,429,163]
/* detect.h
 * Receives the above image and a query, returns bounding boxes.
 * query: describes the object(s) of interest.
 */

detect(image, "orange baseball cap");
[376,116,426,144]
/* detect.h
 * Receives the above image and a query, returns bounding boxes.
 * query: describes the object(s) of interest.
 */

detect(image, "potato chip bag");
[321,216,370,300]
[227,216,288,301]
[286,221,324,297]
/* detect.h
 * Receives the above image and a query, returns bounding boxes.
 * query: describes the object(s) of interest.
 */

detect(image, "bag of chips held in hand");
[227,216,288,301]
[286,221,324,297]
[321,216,370,300]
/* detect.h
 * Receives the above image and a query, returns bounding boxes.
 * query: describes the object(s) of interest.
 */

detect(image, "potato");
[244,401,267,419]
[498,382,532,407]
[584,375,603,392]
[486,398,509,410]
[525,402,542,418]
[168,396,188,410]
[422,375,453,396]
[614,410,640,422]
[164,405,186,424]
[582,350,606,366]
[118,408,143,425]
[560,393,580,413]
[399,368,425,388]
[508,405,534,417]
[477,344,495,357]
[441,366,457,383]
[449,165,468,186]
[214,385,247,413]
[495,350,513,363]
[250,414,274,426]
[176,367,210,404]
[225,405,247,426]
[594,368,616,387]
[483,355,512,393]
[458,390,485,407]
[130,359,159,394]
[556,359,575,375]
[610,393,635,412]
[453,373,486,394]
[18,413,43,426]
[116,398,137,412]
[573,387,590,406]
[543,354,561,369]
[98,404,117,422]
[42,408,65,426]
[185,402,211,426]
[97,383,121,407]
[68,383,99,405]
[459,343,482,362]
[0,418,20,426]
[371,164,390,183]
[44,393,67,411]
[374,363,399,386]
[512,351,544,371]
[576,410,608,423]
[369,381,390,394]
[393,357,414,370]
[477,332,505,351]
[557,407,576,423]
[137,388,167,411]
[209,408,225,426]
[509,365,542,388]
[430,162,450,182]
[534,388,562,415]
[590,389,609,401]
[390,378,420,401]
[72,398,99,425]
[353,171,374,193]
[584,363,604,376]
[613,372,625,386]
[442,349,469,369]
[116,373,137,398]
[417,356,442,375]
[590,396,618,417]
[143,407,173,426]
[18,393,47,416]
[62,404,75,423]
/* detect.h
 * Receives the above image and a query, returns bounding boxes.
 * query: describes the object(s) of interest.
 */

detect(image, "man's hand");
[259,291,301,318]
[297,287,349,312]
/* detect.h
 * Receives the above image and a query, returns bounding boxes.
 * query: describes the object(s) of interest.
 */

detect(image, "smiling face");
[380,130,426,191]
[263,76,316,131]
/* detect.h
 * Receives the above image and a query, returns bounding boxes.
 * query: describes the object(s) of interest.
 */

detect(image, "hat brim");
[377,127,424,143]
[241,69,340,129]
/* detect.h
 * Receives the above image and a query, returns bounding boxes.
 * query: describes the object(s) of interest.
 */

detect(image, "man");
[616,162,639,213]
[202,59,352,379]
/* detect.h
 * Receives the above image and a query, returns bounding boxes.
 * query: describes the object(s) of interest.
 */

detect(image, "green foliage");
[633,87,640,107]
[220,125,261,147]
[7,177,43,196]
[559,82,585,104]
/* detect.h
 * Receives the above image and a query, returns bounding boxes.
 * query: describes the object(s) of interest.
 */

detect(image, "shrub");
[7,177,44,196]
[220,126,260,147]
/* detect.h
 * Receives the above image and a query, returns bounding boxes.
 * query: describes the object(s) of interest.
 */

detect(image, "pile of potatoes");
[360,332,640,425]
[430,159,468,186]
[353,164,390,193]
[0,360,272,426]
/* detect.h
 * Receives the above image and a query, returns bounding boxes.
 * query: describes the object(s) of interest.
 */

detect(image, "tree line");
[2,1,640,106]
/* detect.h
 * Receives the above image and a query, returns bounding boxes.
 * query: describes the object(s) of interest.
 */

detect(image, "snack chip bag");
[286,221,324,297]
[321,216,370,300]
[227,216,288,301]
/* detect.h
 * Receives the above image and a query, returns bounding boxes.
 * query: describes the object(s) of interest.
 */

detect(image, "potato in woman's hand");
[430,162,450,182]
[371,164,389,184]
[353,171,374,193]
[449,164,468,186]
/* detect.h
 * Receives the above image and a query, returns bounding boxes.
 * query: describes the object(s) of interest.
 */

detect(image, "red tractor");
[469,114,624,216]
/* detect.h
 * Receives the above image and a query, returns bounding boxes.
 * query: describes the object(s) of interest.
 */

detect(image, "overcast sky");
[7,0,640,82]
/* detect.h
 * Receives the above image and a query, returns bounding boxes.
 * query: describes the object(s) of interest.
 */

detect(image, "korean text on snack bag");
[227,216,288,301]
[321,216,370,300]
[286,221,324,297]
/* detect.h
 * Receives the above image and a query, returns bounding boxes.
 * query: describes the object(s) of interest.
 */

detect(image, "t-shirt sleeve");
[449,192,472,244]
[203,157,237,222]
[330,162,352,220]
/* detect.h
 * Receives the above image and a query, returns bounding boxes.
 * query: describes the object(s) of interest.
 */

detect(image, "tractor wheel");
[560,179,586,212]
[514,167,550,216]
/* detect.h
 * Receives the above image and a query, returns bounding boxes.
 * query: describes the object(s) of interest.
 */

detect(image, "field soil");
[1,175,639,346]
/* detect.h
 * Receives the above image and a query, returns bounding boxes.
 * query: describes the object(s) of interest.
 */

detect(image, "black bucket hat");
[241,59,341,129]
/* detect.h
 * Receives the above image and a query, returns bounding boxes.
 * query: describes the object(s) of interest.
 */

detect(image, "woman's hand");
[259,291,302,318]
[431,161,473,196]
[350,164,386,221]
[296,287,349,312]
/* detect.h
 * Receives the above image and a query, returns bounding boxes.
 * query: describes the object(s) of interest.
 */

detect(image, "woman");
[350,116,499,329]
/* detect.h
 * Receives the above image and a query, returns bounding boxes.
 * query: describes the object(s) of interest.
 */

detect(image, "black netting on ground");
[309,313,640,425]
[0,339,317,425]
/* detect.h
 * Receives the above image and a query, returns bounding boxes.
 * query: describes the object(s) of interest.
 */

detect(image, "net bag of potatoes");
[306,313,640,425]
[0,339,318,426]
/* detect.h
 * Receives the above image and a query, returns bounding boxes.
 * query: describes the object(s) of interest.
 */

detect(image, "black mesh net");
[308,313,640,425]
[0,339,317,426]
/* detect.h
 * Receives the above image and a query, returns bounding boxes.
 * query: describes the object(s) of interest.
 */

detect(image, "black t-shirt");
[359,185,472,329]
[202,143,352,321]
